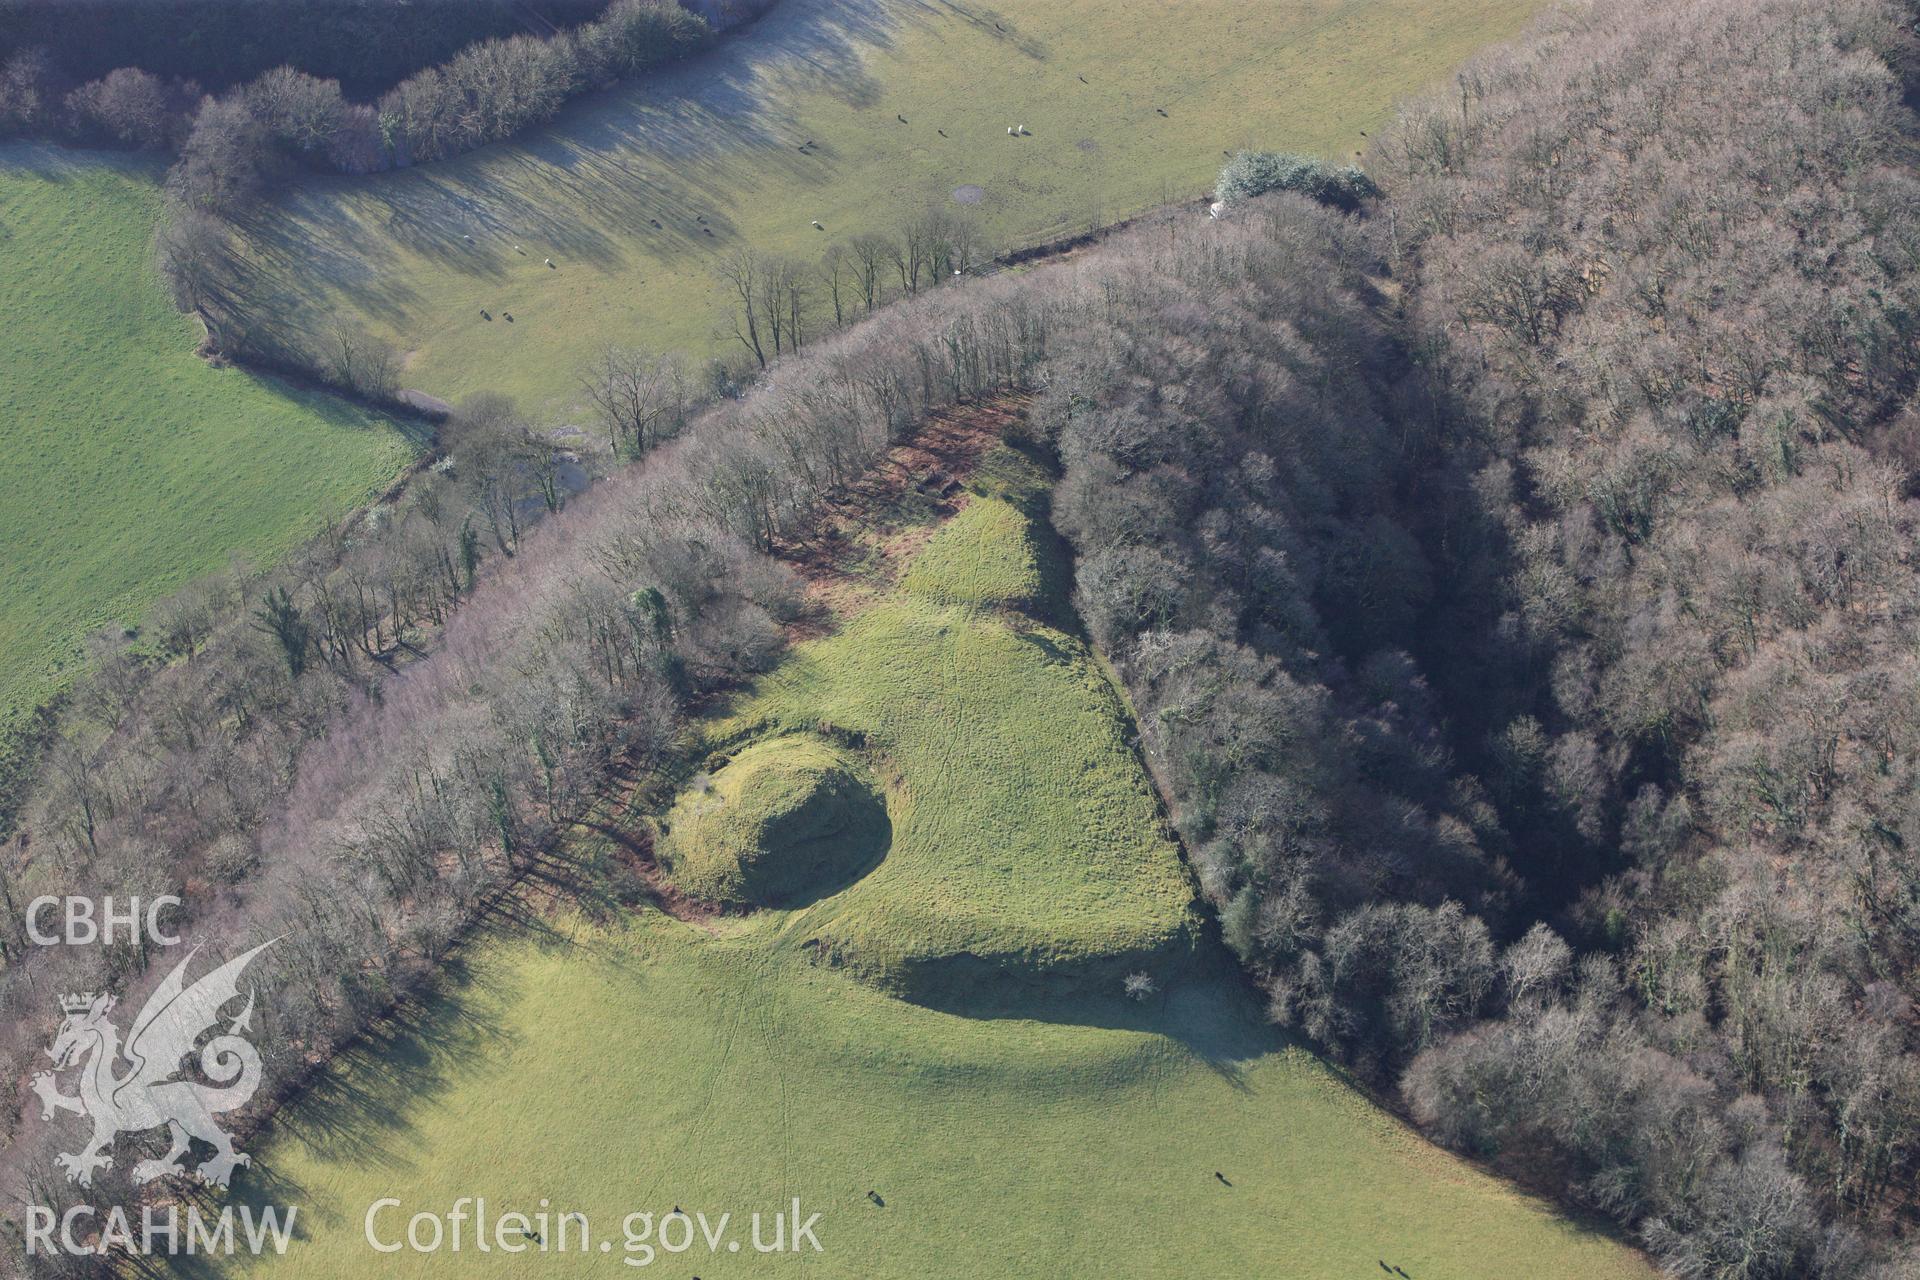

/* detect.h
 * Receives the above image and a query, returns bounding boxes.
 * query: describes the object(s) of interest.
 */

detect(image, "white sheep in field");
[1007,126,1015,136]
[811,219,823,229]
[1208,201,1224,219]
[545,257,554,267]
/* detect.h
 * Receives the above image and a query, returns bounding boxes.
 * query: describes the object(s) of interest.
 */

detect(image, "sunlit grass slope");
[198,455,1654,1280]
[896,494,1041,609]
[659,734,889,907]
[227,0,1542,409]
[210,915,1656,1279]
[0,146,414,726]
[701,468,1196,996]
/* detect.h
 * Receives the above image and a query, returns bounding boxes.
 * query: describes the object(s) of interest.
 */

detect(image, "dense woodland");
[0,0,719,170]
[5,0,1920,1274]
[1038,0,1920,1272]
[0,0,612,98]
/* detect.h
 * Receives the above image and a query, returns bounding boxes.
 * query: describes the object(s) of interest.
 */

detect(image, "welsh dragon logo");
[31,940,275,1189]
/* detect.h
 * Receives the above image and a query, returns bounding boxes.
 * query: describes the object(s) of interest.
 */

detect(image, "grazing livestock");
[811,220,823,229]
[504,312,513,322]
[480,309,491,320]
[1008,126,1015,135]
[897,114,908,123]
[545,257,554,267]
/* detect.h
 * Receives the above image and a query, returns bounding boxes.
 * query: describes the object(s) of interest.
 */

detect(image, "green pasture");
[193,460,1655,1280]
[896,494,1042,609]
[225,0,1542,409]
[202,914,1657,1279]
[659,734,890,907]
[0,147,414,727]
[698,468,1194,997]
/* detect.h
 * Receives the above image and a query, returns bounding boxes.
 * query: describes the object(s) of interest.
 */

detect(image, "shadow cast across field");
[228,0,1031,342]
[144,940,540,1274]
[895,942,1282,1089]
[264,954,524,1174]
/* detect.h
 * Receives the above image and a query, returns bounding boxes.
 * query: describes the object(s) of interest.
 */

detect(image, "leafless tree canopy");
[6,0,1920,1273]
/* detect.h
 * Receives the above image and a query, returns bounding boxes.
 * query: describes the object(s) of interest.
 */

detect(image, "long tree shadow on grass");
[885,929,1282,1089]
[151,907,588,1277]
[223,0,1000,356]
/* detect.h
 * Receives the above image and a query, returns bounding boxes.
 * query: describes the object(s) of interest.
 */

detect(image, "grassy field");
[896,493,1042,608]
[696,464,1194,997]
[196,460,1656,1279]
[0,147,415,727]
[226,0,1542,410]
[206,916,1657,1279]
[659,735,890,906]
